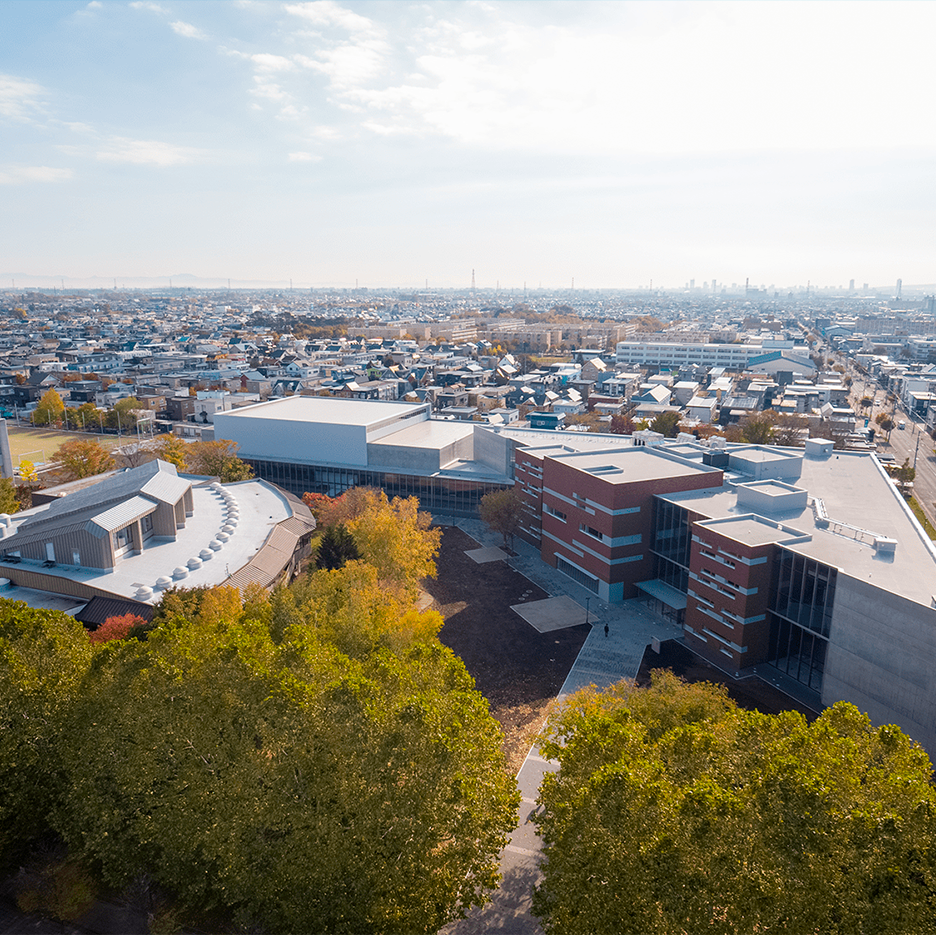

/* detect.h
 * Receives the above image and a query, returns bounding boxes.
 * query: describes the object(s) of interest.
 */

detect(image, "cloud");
[288,151,320,162]
[170,20,207,40]
[73,0,103,17]
[285,1,380,37]
[0,74,47,122]
[94,137,204,166]
[219,1,936,160]
[128,1,167,13]
[0,165,73,185]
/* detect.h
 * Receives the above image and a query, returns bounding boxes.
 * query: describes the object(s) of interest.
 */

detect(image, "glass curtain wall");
[651,499,692,594]
[767,549,836,693]
[246,458,508,517]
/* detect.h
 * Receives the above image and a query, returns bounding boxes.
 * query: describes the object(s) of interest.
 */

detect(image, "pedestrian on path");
[604,623,609,638]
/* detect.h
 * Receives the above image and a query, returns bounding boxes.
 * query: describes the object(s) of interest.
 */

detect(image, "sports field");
[5,425,123,467]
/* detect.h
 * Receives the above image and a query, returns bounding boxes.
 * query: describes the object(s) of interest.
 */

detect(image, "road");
[846,367,936,529]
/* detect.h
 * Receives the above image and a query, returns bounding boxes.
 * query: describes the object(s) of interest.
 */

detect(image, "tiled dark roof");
[75,595,155,627]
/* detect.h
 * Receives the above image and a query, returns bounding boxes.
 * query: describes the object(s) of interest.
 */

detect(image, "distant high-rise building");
[896,278,903,299]
[690,279,695,290]
[849,279,855,291]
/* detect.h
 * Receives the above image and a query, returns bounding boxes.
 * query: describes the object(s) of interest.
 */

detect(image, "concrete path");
[440,519,681,935]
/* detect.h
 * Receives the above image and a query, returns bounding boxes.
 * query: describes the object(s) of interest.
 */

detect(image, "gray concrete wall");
[366,442,441,473]
[215,414,368,467]
[822,573,936,756]
[473,425,514,476]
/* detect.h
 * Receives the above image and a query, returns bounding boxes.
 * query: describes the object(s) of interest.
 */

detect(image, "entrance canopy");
[634,579,688,610]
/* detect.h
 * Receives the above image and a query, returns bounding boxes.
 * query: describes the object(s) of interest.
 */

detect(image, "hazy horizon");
[2,0,934,289]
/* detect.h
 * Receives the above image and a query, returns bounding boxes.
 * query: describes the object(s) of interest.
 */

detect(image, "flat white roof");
[661,450,936,607]
[217,395,426,427]
[369,419,471,452]
[551,447,719,485]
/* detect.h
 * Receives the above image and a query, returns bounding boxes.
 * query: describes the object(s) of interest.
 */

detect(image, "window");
[544,503,567,522]
[580,524,604,542]
[556,556,599,593]
[652,500,692,566]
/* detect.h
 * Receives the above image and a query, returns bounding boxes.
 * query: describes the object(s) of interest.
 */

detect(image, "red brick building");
[515,445,722,602]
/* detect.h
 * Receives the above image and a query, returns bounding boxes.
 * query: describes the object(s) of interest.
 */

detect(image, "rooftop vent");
[873,537,897,554]
[805,437,834,458]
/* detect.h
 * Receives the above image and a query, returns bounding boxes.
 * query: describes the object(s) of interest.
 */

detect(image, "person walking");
[604,623,609,639]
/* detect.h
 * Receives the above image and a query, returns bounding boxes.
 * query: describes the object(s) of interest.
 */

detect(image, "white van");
[898,420,906,430]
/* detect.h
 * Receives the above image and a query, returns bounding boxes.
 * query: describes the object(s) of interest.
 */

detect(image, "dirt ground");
[427,526,589,773]
[428,526,818,773]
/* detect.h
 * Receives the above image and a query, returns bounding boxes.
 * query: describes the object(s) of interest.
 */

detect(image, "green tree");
[184,439,254,481]
[0,477,19,515]
[532,673,936,935]
[54,438,116,480]
[0,601,93,871]
[316,522,360,570]
[64,402,102,432]
[894,457,916,491]
[32,388,65,427]
[104,396,140,431]
[55,604,518,934]
[648,410,681,438]
[479,487,525,549]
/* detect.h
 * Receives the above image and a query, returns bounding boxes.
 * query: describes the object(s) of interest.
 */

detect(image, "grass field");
[909,496,936,541]
[6,426,124,466]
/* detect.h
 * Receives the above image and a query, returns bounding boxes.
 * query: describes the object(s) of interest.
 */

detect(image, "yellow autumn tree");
[344,490,441,599]
[289,560,442,657]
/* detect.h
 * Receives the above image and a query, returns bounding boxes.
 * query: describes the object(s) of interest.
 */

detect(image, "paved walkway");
[440,520,681,935]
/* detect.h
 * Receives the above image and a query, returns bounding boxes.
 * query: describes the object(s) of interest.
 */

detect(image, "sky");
[1,0,935,291]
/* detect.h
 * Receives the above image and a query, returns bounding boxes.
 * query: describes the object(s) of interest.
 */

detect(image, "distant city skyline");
[2,1,934,288]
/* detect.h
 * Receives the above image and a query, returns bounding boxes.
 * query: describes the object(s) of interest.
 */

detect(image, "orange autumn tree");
[88,614,147,645]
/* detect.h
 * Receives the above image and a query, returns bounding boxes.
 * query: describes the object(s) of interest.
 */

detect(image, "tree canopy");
[151,433,189,471]
[0,491,510,932]
[302,488,441,602]
[532,672,936,935]
[0,602,93,872]
[648,410,682,438]
[0,477,20,515]
[32,388,65,427]
[737,409,778,444]
[479,488,525,549]
[51,585,516,934]
[316,522,360,570]
[183,439,254,481]
[54,438,116,480]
